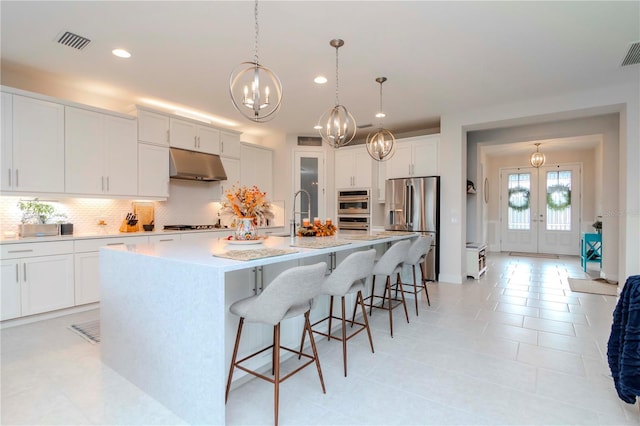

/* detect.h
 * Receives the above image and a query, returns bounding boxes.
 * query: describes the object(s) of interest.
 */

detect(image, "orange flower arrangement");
[220,185,273,223]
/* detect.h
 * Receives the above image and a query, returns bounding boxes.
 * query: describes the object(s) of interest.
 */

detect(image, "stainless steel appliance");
[385,176,440,280]
[337,189,370,215]
[169,148,227,181]
[337,189,370,233]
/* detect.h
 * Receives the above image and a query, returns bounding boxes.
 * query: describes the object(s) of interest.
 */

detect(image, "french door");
[500,164,581,255]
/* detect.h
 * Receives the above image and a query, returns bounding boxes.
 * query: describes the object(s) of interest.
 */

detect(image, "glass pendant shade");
[366,128,396,161]
[319,39,356,148]
[229,0,282,123]
[530,143,546,168]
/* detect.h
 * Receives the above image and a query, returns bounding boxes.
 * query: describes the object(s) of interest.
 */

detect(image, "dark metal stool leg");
[225,317,244,403]
[273,323,280,426]
[358,291,375,353]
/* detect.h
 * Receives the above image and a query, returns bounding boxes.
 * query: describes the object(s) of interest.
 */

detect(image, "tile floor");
[2,253,639,425]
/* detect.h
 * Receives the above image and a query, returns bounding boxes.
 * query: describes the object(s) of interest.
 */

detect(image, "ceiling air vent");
[297,136,322,146]
[357,123,373,129]
[56,31,91,50]
[621,41,640,67]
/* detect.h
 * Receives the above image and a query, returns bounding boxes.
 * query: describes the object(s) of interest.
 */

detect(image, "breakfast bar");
[99,233,414,425]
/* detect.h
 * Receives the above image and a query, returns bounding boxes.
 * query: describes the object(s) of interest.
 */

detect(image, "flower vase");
[235,217,257,240]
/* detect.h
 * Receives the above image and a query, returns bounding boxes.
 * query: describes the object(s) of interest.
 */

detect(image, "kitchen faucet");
[291,189,311,239]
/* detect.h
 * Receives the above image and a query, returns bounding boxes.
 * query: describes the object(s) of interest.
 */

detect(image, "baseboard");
[1,303,99,329]
[437,273,464,284]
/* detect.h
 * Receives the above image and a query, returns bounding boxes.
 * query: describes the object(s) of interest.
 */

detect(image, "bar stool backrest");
[406,235,433,266]
[372,240,410,276]
[321,249,376,296]
[244,262,327,325]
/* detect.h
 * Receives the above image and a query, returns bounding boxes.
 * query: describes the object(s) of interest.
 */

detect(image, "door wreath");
[546,184,571,211]
[508,187,530,211]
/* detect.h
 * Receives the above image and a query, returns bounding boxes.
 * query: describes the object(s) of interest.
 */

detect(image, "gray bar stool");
[225,262,327,426]
[360,239,410,337]
[397,235,433,315]
[304,249,376,377]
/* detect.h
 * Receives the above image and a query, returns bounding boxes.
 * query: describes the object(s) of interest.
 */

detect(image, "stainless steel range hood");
[169,147,227,181]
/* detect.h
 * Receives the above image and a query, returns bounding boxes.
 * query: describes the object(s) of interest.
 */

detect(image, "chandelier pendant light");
[366,77,396,161]
[530,142,546,168]
[229,0,282,122]
[318,39,356,148]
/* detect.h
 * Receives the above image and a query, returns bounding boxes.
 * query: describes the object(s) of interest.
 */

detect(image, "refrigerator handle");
[406,183,413,227]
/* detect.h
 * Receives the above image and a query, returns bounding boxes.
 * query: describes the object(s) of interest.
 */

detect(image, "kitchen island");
[100,233,415,425]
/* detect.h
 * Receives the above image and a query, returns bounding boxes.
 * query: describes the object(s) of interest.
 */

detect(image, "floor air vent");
[56,31,91,50]
[621,41,640,66]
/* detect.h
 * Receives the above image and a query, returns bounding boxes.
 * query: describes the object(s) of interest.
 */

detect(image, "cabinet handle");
[106,176,110,192]
[8,249,34,253]
[221,141,224,153]
[194,136,198,148]
[166,130,170,143]
[158,239,174,242]
[15,169,19,187]
[259,266,264,292]
[8,168,11,187]
[15,264,18,282]
[106,242,125,246]
[101,176,105,192]
[23,263,26,281]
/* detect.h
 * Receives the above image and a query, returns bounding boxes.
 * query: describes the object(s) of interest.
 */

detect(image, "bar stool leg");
[273,323,280,426]
[305,311,326,393]
[397,272,410,324]
[341,296,348,376]
[386,276,394,337]
[358,290,375,353]
[412,265,419,316]
[420,262,430,306]
[369,275,377,316]
[328,296,334,341]
[225,317,244,403]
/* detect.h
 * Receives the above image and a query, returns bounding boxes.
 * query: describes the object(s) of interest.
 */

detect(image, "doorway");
[500,164,581,255]
[293,150,325,220]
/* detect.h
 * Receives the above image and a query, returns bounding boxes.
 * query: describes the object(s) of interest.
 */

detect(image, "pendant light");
[229,0,282,122]
[530,142,546,168]
[366,77,396,161]
[318,39,356,148]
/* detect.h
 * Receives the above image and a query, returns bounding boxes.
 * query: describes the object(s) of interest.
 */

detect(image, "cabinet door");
[1,259,21,320]
[138,143,169,197]
[376,161,386,203]
[65,106,104,194]
[386,143,413,179]
[220,131,241,158]
[412,137,439,177]
[104,115,138,196]
[74,252,100,305]
[21,254,74,316]
[1,92,13,191]
[240,144,273,197]
[197,126,220,155]
[353,150,372,188]
[12,95,65,192]
[138,109,169,146]
[334,149,354,188]
[217,156,240,200]
[169,118,197,150]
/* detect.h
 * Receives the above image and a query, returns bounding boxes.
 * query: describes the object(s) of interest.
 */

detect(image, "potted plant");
[592,217,602,234]
[17,199,67,236]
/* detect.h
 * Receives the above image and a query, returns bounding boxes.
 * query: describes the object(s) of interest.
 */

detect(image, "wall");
[440,81,639,284]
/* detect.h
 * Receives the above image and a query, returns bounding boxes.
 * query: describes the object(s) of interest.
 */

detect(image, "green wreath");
[508,187,530,211]
[547,184,571,211]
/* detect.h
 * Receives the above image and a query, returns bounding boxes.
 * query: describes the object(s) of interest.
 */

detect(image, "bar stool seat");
[225,262,327,426]
[360,240,411,337]
[305,249,376,377]
[397,235,433,315]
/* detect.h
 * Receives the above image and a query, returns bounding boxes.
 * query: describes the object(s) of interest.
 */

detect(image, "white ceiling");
[1,1,638,141]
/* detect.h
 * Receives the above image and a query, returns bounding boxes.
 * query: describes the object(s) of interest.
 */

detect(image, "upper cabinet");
[138,143,169,198]
[220,131,241,158]
[335,146,372,189]
[65,106,138,196]
[216,156,240,201]
[385,134,439,180]
[137,109,170,146]
[169,118,220,155]
[240,143,273,199]
[1,93,65,193]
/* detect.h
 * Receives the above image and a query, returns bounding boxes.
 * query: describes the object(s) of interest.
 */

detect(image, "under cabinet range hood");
[169,147,227,181]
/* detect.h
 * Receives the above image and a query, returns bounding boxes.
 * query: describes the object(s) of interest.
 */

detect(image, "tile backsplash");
[1,181,284,237]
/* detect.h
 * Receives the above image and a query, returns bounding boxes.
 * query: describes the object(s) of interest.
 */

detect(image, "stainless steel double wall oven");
[337,189,370,233]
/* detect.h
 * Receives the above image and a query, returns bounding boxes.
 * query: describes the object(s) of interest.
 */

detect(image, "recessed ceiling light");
[112,48,131,58]
[314,76,327,84]
[375,112,386,118]
[313,125,322,130]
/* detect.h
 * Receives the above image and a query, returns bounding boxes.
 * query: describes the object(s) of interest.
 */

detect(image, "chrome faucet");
[291,189,311,239]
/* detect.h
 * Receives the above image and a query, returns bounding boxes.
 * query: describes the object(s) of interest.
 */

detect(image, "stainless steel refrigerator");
[385,176,440,281]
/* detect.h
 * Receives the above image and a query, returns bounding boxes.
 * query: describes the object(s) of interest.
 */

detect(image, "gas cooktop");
[163,225,219,231]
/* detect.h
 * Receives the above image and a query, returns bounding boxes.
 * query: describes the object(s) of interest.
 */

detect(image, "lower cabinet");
[1,249,74,320]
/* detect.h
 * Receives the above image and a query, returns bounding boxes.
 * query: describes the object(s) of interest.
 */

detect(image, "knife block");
[119,220,139,233]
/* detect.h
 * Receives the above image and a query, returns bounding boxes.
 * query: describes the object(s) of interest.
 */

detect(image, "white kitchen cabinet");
[169,118,220,155]
[1,241,75,319]
[240,143,273,197]
[65,106,138,196]
[137,109,170,146]
[216,156,240,200]
[1,93,65,193]
[220,131,241,158]
[138,142,169,198]
[335,146,372,189]
[466,243,487,279]
[376,161,386,203]
[385,134,439,179]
